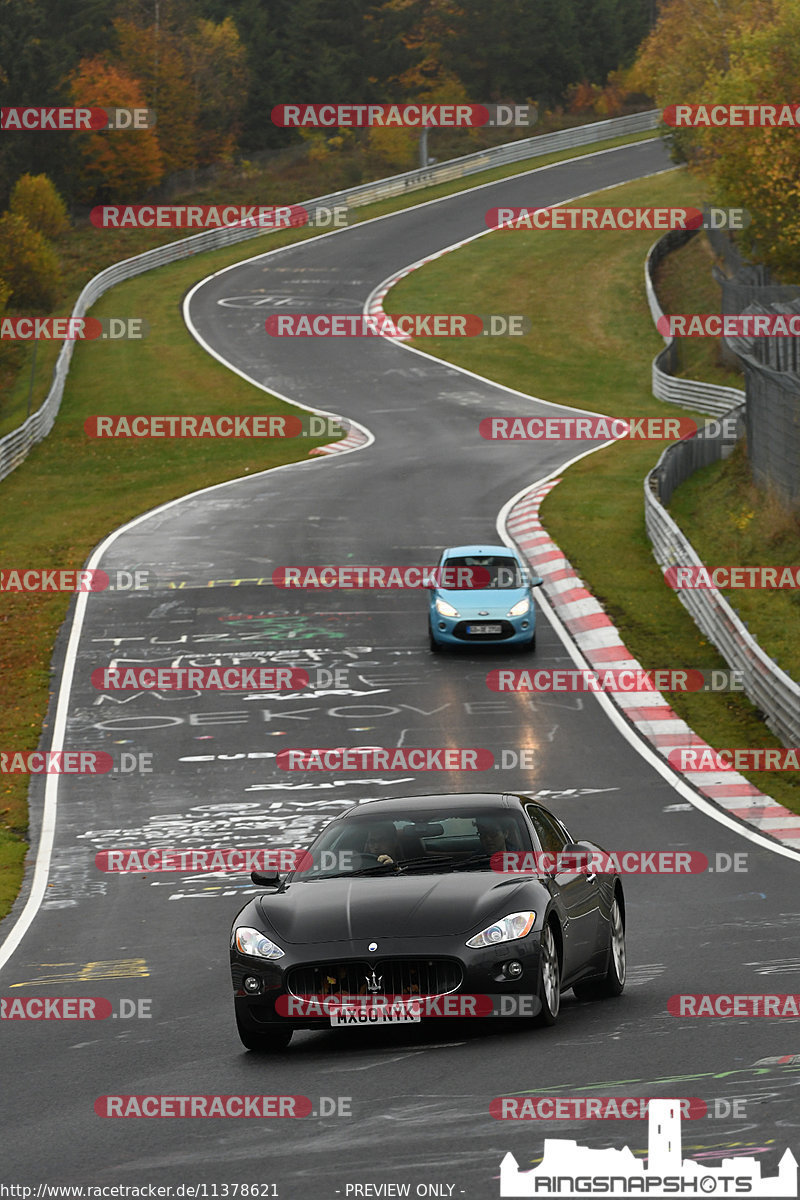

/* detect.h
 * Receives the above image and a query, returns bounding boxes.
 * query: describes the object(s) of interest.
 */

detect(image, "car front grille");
[287,958,463,1000]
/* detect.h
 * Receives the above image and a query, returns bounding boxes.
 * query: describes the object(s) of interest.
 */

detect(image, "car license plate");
[330,1003,421,1027]
[466,623,502,634]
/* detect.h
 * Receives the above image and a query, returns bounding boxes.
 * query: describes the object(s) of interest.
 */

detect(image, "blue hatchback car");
[428,543,544,652]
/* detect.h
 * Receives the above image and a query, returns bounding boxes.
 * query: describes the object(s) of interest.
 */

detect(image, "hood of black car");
[257,872,534,943]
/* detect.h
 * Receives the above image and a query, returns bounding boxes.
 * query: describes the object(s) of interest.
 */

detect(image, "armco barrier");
[644,226,745,417]
[643,233,800,746]
[0,110,658,484]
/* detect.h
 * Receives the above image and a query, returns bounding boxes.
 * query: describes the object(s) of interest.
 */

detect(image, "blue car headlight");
[234,926,285,959]
[466,911,536,948]
[435,598,460,618]
[507,597,531,617]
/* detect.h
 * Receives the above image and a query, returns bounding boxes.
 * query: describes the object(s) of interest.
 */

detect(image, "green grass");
[0,127,662,921]
[652,232,744,387]
[387,168,800,813]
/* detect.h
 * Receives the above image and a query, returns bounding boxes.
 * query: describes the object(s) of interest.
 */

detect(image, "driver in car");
[476,818,521,857]
[363,824,402,865]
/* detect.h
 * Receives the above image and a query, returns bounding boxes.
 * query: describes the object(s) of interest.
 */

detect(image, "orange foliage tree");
[67,58,164,202]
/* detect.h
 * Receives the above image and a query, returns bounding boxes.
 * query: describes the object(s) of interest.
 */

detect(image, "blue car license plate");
[466,623,502,634]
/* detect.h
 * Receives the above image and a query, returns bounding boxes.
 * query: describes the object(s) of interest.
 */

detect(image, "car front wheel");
[535,921,560,1025]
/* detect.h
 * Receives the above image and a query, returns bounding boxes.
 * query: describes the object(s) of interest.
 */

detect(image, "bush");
[0,213,61,309]
[9,174,69,240]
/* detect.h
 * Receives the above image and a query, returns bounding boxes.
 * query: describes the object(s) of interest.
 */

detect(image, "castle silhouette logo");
[500,1098,798,1197]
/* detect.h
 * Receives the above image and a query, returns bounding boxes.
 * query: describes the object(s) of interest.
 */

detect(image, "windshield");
[296,810,533,879]
[442,555,523,589]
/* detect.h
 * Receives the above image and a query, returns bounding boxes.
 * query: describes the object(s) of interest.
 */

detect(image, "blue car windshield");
[443,556,523,589]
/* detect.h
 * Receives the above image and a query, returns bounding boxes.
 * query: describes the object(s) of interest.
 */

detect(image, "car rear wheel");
[535,921,560,1025]
[573,895,626,1000]
[236,1011,293,1052]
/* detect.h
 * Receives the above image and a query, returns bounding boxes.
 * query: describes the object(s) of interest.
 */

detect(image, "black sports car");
[230,792,626,1051]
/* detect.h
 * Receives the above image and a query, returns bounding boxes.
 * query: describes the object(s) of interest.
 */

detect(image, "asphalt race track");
[2,139,800,1195]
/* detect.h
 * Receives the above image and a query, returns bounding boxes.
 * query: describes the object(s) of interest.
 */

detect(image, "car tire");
[524,630,536,652]
[236,1012,294,1052]
[572,895,626,1000]
[535,921,560,1026]
[428,623,441,653]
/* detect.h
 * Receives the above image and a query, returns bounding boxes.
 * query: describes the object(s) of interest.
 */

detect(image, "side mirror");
[530,576,544,588]
[250,870,281,887]
[560,844,591,872]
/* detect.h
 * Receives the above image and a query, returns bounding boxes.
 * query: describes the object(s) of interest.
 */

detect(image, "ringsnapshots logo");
[498,1098,798,1197]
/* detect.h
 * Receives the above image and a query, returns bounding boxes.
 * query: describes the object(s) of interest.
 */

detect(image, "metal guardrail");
[0,109,659,484]
[644,226,745,416]
[643,232,800,746]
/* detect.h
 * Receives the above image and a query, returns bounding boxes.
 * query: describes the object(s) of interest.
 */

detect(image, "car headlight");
[465,911,536,948]
[234,926,285,959]
[435,598,460,618]
[507,597,530,617]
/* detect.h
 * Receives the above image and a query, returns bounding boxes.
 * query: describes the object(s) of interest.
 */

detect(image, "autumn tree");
[66,57,164,202]
[631,0,800,276]
[0,213,61,309]
[9,175,69,240]
[186,17,249,165]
